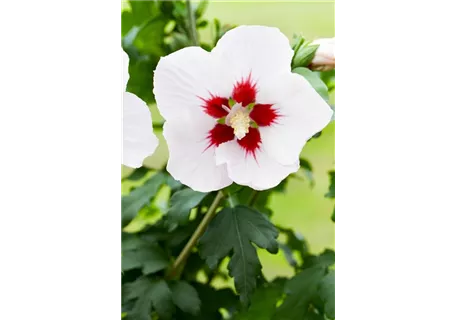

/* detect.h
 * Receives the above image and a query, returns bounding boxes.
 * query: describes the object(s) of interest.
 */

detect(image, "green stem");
[167,190,225,279]
[248,190,259,206]
[186,0,199,46]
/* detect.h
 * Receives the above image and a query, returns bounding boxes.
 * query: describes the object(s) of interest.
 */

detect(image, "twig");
[167,190,225,279]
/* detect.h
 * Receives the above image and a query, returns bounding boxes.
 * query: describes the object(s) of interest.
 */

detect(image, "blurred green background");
[122,1,334,280]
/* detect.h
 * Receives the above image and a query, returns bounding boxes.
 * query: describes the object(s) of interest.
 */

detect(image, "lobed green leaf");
[170,281,201,315]
[122,244,169,275]
[123,278,174,320]
[199,206,279,305]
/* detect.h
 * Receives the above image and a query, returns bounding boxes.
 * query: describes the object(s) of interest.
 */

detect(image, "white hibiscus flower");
[122,49,158,168]
[153,26,333,192]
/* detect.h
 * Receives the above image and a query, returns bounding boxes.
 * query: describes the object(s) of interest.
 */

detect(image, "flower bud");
[309,38,335,71]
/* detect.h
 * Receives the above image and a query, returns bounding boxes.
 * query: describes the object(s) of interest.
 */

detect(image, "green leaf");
[121,10,135,37]
[165,32,191,52]
[122,172,166,228]
[195,0,209,18]
[331,207,335,222]
[318,270,335,319]
[299,158,315,187]
[199,206,279,305]
[123,278,145,301]
[273,178,290,194]
[291,33,305,50]
[213,18,221,44]
[122,26,141,54]
[166,221,197,248]
[157,1,174,18]
[133,18,167,56]
[122,0,169,104]
[181,253,206,280]
[223,183,245,196]
[123,278,174,320]
[164,20,176,34]
[200,42,213,51]
[172,1,187,18]
[122,244,169,274]
[319,69,335,92]
[196,20,208,28]
[165,172,182,190]
[325,171,335,198]
[304,310,326,320]
[273,266,326,320]
[123,167,151,181]
[122,0,159,37]
[278,226,310,266]
[167,188,207,225]
[292,44,319,69]
[170,281,201,315]
[270,252,334,320]
[214,21,236,45]
[189,283,238,319]
[147,280,174,319]
[235,279,285,320]
[129,1,160,24]
[311,131,322,139]
[122,233,150,250]
[233,186,274,217]
[130,227,170,250]
[303,249,335,270]
[292,67,330,102]
[126,55,160,104]
[280,228,309,261]
[279,242,298,268]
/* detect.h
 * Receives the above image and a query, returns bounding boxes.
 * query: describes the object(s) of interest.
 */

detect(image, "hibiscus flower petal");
[215,140,299,190]
[122,92,158,168]
[256,73,333,166]
[153,46,232,122]
[211,25,294,87]
[164,118,233,192]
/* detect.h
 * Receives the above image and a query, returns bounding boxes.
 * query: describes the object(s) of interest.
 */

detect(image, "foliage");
[121,1,334,319]
[199,205,279,305]
[122,0,235,104]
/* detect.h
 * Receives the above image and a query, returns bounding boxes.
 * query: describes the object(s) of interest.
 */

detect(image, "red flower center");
[201,75,279,157]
